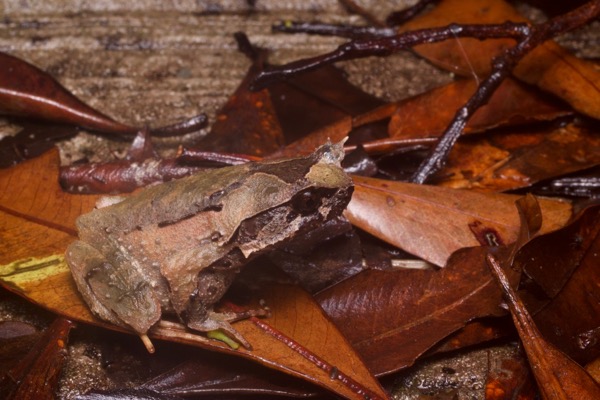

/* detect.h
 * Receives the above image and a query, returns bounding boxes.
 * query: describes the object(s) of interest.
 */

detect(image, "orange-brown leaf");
[586,358,600,384]
[0,149,99,263]
[436,123,600,191]
[0,257,387,399]
[346,175,571,266]
[389,78,571,140]
[233,284,389,399]
[268,117,352,158]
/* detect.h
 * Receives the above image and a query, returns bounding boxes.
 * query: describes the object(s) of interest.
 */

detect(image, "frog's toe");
[188,309,269,349]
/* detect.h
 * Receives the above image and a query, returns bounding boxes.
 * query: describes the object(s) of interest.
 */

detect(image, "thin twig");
[251,22,530,90]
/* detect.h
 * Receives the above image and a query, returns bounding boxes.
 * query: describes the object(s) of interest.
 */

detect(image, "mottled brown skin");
[66,142,353,344]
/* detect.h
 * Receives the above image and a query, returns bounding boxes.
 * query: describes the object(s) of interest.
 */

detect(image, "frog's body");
[66,142,353,347]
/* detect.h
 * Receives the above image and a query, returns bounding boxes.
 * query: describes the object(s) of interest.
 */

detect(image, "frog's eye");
[292,190,321,215]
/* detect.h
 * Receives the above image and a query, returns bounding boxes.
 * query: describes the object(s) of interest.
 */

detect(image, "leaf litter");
[1,0,600,399]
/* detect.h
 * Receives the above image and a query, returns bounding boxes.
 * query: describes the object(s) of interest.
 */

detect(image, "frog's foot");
[188,308,270,350]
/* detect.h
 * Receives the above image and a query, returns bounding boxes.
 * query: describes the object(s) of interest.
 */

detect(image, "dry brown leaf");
[586,358,600,384]
[268,117,353,158]
[0,258,388,399]
[197,50,285,157]
[514,204,600,364]
[233,283,389,399]
[0,150,99,263]
[345,175,571,266]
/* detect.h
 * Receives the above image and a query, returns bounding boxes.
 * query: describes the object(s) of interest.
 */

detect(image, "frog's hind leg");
[183,268,269,349]
[188,308,269,349]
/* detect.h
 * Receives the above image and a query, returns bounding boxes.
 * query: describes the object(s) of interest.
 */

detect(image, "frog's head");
[225,141,354,257]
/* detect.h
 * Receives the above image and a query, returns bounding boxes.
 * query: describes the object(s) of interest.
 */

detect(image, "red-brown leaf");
[317,246,517,376]
[0,318,75,400]
[515,204,600,364]
[0,52,136,134]
[196,56,285,157]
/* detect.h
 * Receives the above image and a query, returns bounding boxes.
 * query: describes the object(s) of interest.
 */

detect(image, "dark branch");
[251,22,530,90]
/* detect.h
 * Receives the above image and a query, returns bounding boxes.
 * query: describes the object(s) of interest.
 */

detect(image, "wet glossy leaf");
[0,53,207,169]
